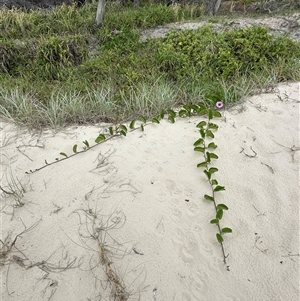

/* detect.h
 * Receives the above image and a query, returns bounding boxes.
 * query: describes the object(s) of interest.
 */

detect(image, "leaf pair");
[216,227,232,243]
[203,167,218,180]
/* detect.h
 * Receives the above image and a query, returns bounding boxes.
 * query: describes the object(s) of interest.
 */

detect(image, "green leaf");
[200,129,205,138]
[209,167,218,174]
[216,209,223,220]
[95,134,105,144]
[140,116,147,123]
[222,227,232,233]
[120,125,127,133]
[217,204,229,210]
[183,107,191,117]
[179,109,187,117]
[160,110,165,119]
[197,161,207,168]
[206,130,214,138]
[194,138,204,146]
[216,233,223,243]
[208,110,213,120]
[183,104,190,111]
[45,160,48,165]
[109,126,114,135]
[191,104,199,111]
[141,124,144,132]
[129,120,136,129]
[208,142,217,149]
[120,130,126,136]
[152,118,160,124]
[197,108,207,116]
[210,219,219,224]
[196,121,206,128]
[73,144,78,153]
[208,152,219,159]
[83,140,89,148]
[194,147,205,153]
[211,179,218,185]
[206,152,211,163]
[208,122,218,130]
[168,109,176,118]
[204,194,214,201]
[213,111,222,118]
[214,185,226,192]
[60,152,68,158]
[203,170,211,180]
[168,115,175,123]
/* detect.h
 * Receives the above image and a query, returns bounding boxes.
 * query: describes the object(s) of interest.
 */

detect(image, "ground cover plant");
[24,100,233,275]
[0,0,300,128]
[193,102,232,270]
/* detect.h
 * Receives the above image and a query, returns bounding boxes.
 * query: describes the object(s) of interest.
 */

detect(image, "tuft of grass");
[0,166,26,207]
[0,85,119,129]
[43,88,118,128]
[0,89,41,128]
[121,79,181,119]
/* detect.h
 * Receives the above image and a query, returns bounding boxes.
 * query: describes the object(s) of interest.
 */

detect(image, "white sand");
[0,82,299,301]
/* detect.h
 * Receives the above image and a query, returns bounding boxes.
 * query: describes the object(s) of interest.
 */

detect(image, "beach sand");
[0,82,299,301]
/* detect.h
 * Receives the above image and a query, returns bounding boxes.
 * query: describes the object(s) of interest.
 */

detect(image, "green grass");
[0,0,299,129]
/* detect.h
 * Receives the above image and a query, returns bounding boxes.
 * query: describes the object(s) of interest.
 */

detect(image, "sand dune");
[0,82,299,301]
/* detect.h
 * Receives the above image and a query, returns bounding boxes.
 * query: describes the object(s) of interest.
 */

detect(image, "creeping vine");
[26,103,232,267]
[193,104,232,270]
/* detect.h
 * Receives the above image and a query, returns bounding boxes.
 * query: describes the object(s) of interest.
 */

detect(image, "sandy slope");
[0,82,299,301]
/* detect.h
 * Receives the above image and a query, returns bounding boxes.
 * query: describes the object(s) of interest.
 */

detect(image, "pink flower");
[216,101,223,109]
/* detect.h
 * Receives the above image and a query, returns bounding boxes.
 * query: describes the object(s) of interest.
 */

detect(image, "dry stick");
[0,185,14,195]
[98,242,128,301]
[70,207,130,299]
[272,140,300,162]
[95,212,129,300]
[1,219,41,259]
[16,146,33,162]
[4,219,41,296]
[240,146,257,158]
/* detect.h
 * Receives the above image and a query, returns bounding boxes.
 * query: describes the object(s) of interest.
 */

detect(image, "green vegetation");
[0,0,299,129]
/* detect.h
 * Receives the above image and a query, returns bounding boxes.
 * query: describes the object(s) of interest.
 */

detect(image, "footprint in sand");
[172,228,186,245]
[165,179,182,195]
[172,228,199,265]
[172,207,183,220]
[173,291,193,301]
[185,201,200,217]
[189,269,209,296]
[181,240,199,264]
[156,216,166,235]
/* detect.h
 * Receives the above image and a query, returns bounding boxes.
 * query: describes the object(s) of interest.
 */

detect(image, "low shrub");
[156,25,300,82]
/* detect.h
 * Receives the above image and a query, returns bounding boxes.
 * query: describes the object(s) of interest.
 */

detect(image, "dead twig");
[0,185,14,195]
[272,140,300,162]
[260,162,274,174]
[0,219,41,260]
[240,146,257,158]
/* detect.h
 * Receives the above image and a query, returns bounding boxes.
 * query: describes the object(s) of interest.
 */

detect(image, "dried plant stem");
[0,185,14,195]
[98,242,128,301]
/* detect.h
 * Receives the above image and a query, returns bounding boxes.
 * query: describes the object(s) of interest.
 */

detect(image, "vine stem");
[26,122,152,174]
[203,119,229,269]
